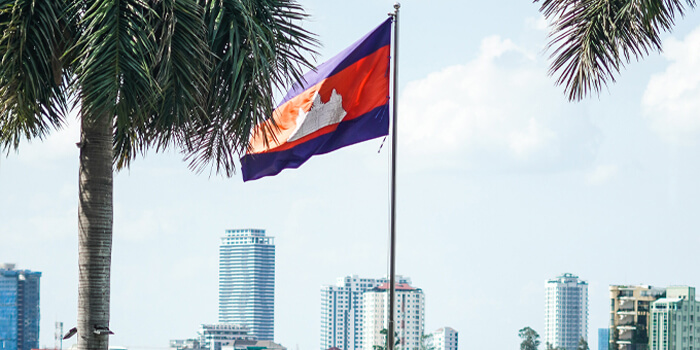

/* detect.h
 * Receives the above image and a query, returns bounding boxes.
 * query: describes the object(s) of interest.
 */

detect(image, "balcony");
[617,329,633,341]
[618,314,635,325]
[620,299,636,307]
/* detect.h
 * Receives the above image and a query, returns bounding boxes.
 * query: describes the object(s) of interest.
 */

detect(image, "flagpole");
[388,3,400,350]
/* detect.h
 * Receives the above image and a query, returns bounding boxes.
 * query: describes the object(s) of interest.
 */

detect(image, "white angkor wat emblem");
[288,89,347,142]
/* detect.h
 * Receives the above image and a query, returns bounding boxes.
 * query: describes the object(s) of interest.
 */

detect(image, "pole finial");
[394,2,401,9]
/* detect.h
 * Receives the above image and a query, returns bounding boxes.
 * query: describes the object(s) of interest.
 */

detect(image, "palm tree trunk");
[77,109,113,350]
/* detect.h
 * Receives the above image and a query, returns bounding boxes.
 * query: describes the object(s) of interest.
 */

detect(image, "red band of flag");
[241,18,392,181]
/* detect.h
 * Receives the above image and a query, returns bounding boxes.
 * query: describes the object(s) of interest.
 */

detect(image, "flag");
[241,18,392,181]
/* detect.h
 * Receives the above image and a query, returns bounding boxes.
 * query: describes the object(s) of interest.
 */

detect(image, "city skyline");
[3,1,700,350]
[320,275,411,350]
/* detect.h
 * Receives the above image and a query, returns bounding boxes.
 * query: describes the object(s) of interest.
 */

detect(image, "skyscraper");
[0,264,41,350]
[320,275,411,350]
[544,273,588,350]
[219,229,275,341]
[363,282,425,350]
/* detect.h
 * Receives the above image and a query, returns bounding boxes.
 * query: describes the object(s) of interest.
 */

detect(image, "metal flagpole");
[388,3,400,350]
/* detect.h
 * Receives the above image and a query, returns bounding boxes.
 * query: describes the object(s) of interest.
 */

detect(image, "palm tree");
[0,1,317,350]
[534,0,696,100]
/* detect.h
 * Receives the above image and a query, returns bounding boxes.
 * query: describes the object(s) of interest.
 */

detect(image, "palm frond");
[148,0,209,152]
[0,0,72,151]
[535,0,696,100]
[185,0,319,176]
[112,0,211,169]
[71,0,158,166]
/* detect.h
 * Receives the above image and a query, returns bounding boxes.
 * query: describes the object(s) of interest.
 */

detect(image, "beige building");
[363,283,425,350]
[609,285,665,350]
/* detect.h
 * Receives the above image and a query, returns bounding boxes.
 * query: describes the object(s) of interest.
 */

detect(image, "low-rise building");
[430,327,458,350]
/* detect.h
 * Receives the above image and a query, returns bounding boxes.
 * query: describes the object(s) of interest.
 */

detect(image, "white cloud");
[525,16,548,32]
[399,35,599,170]
[643,25,700,143]
[586,164,618,185]
[508,117,556,158]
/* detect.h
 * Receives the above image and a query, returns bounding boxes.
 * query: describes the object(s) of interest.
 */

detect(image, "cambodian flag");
[241,18,392,181]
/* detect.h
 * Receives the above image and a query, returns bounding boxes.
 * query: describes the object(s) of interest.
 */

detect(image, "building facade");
[224,339,286,350]
[649,286,700,350]
[599,328,610,350]
[320,275,411,350]
[197,324,255,350]
[609,285,665,350]
[430,327,458,350]
[219,229,275,341]
[544,273,588,350]
[363,283,424,350]
[0,264,41,350]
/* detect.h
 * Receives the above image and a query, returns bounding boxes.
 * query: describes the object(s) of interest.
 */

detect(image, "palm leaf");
[0,0,71,151]
[535,0,696,100]
[113,0,211,169]
[71,0,158,163]
[185,0,319,176]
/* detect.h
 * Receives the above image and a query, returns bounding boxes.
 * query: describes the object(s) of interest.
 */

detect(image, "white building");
[430,327,458,350]
[363,283,425,350]
[320,275,411,350]
[544,273,588,350]
[649,286,700,350]
[197,324,255,350]
[219,229,275,341]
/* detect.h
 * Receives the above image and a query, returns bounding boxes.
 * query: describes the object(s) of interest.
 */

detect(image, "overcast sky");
[2,1,700,350]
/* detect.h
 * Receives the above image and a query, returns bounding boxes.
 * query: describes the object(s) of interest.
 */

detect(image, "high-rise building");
[0,264,41,350]
[649,286,700,350]
[430,327,458,350]
[320,275,411,350]
[599,328,610,350]
[609,285,665,350]
[363,283,424,350]
[544,273,588,350]
[219,229,275,341]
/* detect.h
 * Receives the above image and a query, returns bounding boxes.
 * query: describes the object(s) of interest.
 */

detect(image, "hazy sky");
[2,1,700,350]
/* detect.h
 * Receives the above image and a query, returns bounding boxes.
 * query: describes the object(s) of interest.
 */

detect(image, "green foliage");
[419,334,435,350]
[576,337,589,350]
[374,328,400,350]
[0,0,319,176]
[519,327,541,350]
[546,342,565,350]
[0,0,71,151]
[533,0,696,101]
